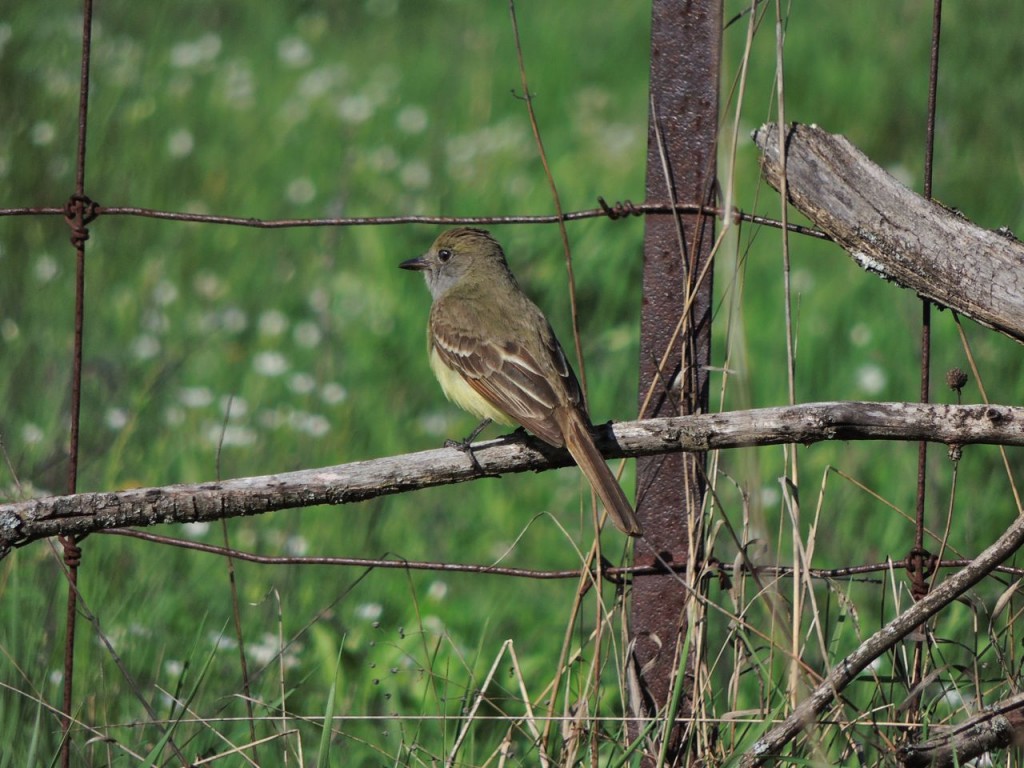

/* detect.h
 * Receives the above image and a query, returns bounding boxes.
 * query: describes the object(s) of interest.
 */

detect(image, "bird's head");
[400,227,511,299]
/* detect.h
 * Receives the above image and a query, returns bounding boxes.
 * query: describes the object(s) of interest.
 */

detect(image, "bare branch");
[1,402,1021,557]
[753,122,1024,343]
[897,691,1024,768]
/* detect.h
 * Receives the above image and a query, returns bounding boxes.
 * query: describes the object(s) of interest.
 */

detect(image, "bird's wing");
[430,306,583,447]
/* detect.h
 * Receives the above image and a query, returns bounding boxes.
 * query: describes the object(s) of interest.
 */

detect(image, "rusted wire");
[911,0,944,563]
[57,2,96,765]
[105,529,1024,580]
[905,0,945,726]
[0,200,832,240]
[922,3,943,202]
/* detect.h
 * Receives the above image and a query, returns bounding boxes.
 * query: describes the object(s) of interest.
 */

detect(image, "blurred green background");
[1,0,1023,764]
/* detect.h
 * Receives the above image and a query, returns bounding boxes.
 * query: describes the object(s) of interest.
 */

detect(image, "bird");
[400,227,641,536]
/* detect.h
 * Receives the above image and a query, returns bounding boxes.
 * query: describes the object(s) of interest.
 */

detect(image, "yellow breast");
[429,345,514,426]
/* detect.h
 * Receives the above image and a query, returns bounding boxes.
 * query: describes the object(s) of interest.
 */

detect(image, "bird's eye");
[437,248,453,262]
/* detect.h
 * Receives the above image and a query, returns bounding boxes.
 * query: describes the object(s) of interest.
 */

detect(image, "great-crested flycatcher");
[400,227,641,536]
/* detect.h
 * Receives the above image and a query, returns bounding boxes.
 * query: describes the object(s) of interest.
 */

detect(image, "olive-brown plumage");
[400,228,641,536]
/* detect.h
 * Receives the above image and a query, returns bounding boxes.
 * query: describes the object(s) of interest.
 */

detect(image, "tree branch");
[753,122,1024,343]
[1,402,1022,557]
[897,691,1024,768]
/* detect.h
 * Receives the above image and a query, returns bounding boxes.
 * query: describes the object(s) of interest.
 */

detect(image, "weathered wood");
[753,122,1024,342]
[898,691,1024,767]
[2,402,1022,557]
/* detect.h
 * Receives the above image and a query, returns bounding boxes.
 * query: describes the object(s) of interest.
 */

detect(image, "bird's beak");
[399,255,429,271]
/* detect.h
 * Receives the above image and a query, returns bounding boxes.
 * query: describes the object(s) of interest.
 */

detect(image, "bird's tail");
[560,409,642,537]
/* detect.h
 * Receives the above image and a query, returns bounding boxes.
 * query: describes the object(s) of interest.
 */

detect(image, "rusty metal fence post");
[630,0,721,763]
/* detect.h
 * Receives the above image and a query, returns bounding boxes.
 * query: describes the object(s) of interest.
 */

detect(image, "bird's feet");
[443,418,492,450]
[444,419,498,476]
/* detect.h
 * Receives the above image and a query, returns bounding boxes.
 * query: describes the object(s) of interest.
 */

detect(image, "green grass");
[2,0,1024,765]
